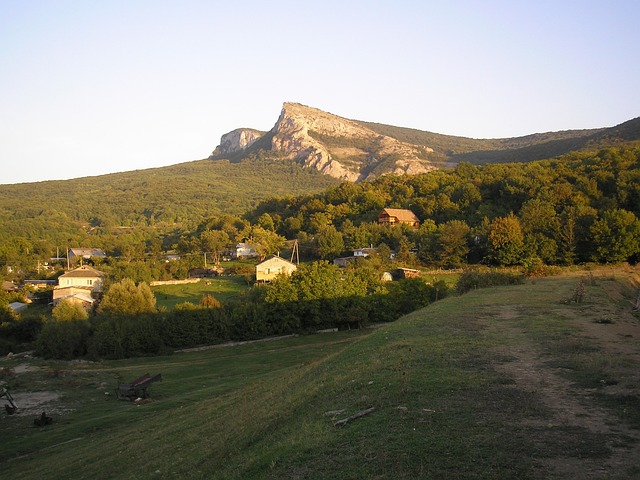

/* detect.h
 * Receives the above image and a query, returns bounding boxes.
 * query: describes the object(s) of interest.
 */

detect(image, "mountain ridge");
[210,102,640,181]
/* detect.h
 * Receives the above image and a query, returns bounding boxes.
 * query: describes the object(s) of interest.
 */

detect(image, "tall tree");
[244,226,287,260]
[97,278,156,316]
[435,220,471,268]
[315,225,344,259]
[52,299,89,321]
[488,213,525,266]
[200,230,230,265]
[590,209,640,263]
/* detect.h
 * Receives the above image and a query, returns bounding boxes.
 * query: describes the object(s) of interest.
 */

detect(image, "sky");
[1,0,639,185]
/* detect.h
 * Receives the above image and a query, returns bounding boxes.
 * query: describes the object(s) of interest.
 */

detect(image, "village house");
[377,208,420,228]
[52,290,96,309]
[333,256,356,267]
[334,247,377,267]
[353,247,376,258]
[52,265,105,307]
[234,242,258,259]
[255,255,297,282]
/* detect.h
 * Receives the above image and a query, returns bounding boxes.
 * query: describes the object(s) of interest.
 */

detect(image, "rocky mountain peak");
[211,102,437,182]
[210,128,265,157]
[270,103,436,181]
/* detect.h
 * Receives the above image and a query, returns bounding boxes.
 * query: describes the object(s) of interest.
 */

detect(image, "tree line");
[244,145,640,268]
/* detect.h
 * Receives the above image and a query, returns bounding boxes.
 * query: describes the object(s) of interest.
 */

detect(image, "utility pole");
[290,240,300,264]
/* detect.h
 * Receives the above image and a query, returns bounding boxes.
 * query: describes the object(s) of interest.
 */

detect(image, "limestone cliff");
[270,103,437,181]
[211,102,438,181]
[210,128,265,157]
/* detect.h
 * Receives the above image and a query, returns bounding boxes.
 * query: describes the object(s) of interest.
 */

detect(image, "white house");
[57,265,105,291]
[256,256,297,282]
[53,266,105,306]
[234,243,258,259]
[353,247,376,258]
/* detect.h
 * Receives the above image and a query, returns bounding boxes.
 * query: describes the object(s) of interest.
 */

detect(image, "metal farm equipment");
[117,373,162,401]
[1,387,18,414]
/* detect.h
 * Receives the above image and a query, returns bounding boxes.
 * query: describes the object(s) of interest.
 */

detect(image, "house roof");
[59,265,105,279]
[9,302,28,312]
[2,280,18,292]
[257,255,297,268]
[380,208,419,223]
[57,293,95,304]
[24,279,57,285]
[69,248,106,258]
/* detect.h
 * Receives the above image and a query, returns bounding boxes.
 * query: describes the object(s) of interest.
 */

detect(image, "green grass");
[1,269,639,478]
[152,276,249,309]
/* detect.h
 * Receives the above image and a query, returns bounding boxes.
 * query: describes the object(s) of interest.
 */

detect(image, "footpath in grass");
[1,268,639,479]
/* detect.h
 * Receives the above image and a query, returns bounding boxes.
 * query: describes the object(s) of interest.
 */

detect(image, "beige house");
[378,208,420,228]
[53,266,105,306]
[256,256,297,282]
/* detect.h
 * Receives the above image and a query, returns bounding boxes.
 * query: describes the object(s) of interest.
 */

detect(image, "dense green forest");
[245,145,640,268]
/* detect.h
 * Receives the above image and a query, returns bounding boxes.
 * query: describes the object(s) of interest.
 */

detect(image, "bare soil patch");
[8,391,63,416]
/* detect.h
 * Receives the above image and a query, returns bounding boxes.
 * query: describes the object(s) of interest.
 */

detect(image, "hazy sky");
[1,0,639,184]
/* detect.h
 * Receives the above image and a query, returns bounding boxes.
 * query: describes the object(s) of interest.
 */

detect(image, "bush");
[52,299,89,321]
[385,278,434,315]
[1,315,43,344]
[89,314,165,359]
[160,308,230,349]
[35,320,91,359]
[456,269,525,295]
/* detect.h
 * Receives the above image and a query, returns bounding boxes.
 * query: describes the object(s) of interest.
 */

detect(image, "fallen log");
[334,406,375,427]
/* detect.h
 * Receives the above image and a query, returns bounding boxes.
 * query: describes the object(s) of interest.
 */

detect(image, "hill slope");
[210,102,640,180]
[2,269,639,479]
[1,102,638,248]
[0,157,338,242]
[211,103,441,182]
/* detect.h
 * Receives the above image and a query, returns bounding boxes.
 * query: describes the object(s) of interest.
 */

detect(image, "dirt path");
[489,281,640,479]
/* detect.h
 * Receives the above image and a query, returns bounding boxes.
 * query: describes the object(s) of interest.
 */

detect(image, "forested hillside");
[245,145,640,267]
[0,156,338,266]
[358,116,640,165]
[1,137,639,282]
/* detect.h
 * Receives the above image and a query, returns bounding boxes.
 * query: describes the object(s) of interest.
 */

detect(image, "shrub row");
[455,269,525,295]
[34,279,449,360]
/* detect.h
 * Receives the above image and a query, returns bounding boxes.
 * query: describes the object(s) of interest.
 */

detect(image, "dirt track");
[490,274,640,479]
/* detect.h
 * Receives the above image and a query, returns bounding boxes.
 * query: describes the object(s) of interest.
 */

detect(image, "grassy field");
[152,276,250,309]
[1,267,639,479]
